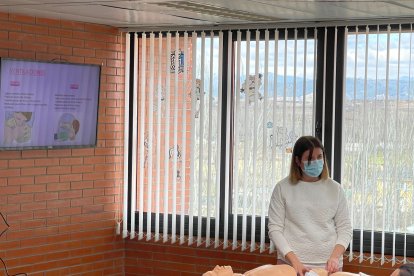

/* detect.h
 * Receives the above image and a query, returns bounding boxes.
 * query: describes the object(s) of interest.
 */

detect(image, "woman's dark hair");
[399,263,414,276]
[289,136,329,183]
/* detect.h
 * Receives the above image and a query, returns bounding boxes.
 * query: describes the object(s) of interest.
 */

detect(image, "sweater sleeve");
[268,181,293,257]
[334,186,353,249]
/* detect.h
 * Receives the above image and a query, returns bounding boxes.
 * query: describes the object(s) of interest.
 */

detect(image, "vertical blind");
[342,24,414,266]
[121,24,414,265]
[123,29,317,252]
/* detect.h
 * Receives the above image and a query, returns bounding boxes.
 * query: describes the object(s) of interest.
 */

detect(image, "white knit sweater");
[268,177,352,267]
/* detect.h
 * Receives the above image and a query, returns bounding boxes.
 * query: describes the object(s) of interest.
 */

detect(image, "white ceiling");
[0,0,414,30]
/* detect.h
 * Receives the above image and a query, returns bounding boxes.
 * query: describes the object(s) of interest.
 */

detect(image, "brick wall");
[0,10,409,276]
[125,238,407,276]
[0,12,125,275]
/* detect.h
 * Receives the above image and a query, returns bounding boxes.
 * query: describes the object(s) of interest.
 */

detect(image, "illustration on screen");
[3,111,33,145]
[54,113,80,142]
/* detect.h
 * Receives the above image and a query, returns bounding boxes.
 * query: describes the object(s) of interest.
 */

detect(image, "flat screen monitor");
[0,58,101,150]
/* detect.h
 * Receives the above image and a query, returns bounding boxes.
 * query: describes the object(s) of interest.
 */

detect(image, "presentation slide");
[0,59,100,149]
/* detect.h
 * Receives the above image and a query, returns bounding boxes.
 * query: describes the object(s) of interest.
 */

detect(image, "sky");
[195,29,414,81]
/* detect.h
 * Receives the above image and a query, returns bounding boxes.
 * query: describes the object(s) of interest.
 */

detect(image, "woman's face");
[296,147,324,170]
[14,112,28,126]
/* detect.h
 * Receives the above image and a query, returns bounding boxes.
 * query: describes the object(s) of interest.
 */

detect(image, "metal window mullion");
[223,30,232,249]
[122,33,131,238]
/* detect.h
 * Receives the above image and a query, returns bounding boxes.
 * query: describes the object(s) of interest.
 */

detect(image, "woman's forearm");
[330,244,346,259]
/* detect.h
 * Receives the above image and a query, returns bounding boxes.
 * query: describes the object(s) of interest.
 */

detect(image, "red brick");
[61,20,85,30]
[9,49,36,59]
[21,201,47,211]
[35,158,60,166]
[8,159,34,168]
[60,55,85,64]
[22,24,48,35]
[0,186,20,194]
[59,157,83,165]
[9,31,36,41]
[47,182,70,192]
[60,173,82,182]
[49,27,72,38]
[1,168,21,177]
[9,13,35,23]
[21,184,47,193]
[36,17,61,27]
[73,47,95,57]
[46,199,71,209]
[34,192,59,201]
[83,188,105,197]
[36,34,60,45]
[8,176,34,185]
[59,190,83,199]
[58,206,82,216]
[21,167,47,176]
[47,165,71,174]
[0,159,8,168]
[34,209,58,219]
[70,197,94,207]
[48,44,72,55]
[35,175,60,184]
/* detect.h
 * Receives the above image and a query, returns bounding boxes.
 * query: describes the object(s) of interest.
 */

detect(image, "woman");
[268,136,352,276]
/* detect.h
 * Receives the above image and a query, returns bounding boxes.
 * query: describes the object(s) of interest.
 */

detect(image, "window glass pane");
[136,34,221,219]
[343,30,414,234]
[232,35,316,217]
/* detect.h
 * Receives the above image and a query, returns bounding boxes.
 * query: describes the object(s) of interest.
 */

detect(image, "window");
[125,23,414,263]
[342,25,414,262]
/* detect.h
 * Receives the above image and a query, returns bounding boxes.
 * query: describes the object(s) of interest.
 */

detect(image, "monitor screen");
[0,58,101,150]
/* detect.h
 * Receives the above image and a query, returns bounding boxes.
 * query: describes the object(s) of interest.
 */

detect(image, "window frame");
[128,25,414,257]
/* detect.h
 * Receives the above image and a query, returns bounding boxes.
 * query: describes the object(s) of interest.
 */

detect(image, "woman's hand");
[285,252,310,276]
[325,256,340,273]
[326,244,346,273]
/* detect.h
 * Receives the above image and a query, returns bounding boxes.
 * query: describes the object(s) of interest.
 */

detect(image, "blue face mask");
[303,159,324,177]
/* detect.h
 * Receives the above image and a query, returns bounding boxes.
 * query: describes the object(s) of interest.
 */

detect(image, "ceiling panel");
[331,1,414,18]
[0,0,413,28]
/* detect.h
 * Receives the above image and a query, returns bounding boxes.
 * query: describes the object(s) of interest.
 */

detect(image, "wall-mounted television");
[0,58,101,150]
